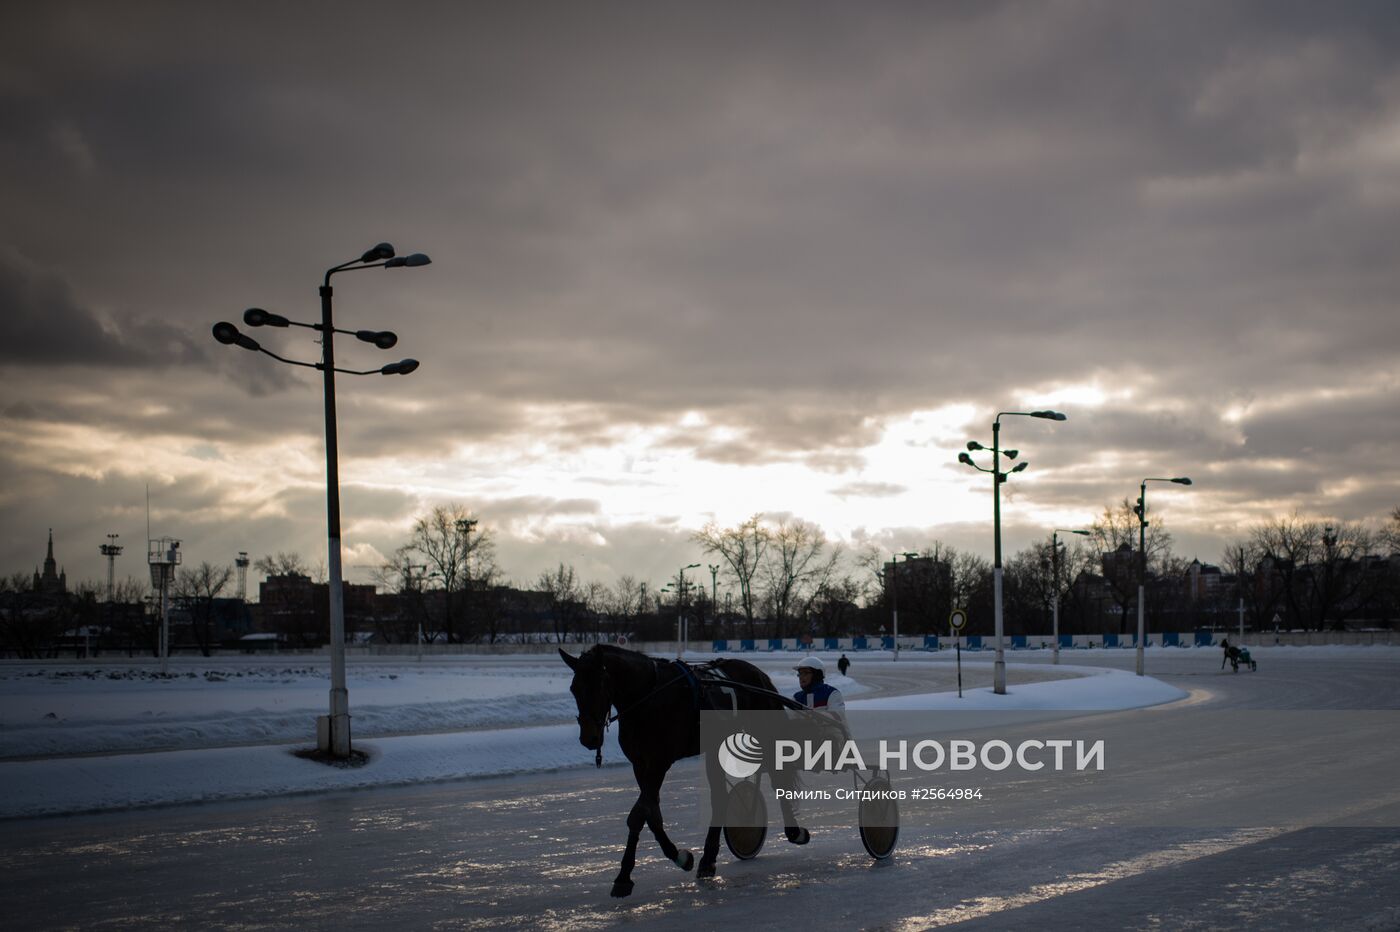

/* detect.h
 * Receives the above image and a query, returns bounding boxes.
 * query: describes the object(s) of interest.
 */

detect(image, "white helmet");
[794,656,825,672]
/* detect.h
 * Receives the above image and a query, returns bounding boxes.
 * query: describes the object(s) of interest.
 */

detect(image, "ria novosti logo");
[717,732,764,779]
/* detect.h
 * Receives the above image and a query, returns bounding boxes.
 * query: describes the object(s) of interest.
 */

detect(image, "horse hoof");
[675,850,695,871]
[610,880,635,898]
[696,861,716,879]
[785,826,810,845]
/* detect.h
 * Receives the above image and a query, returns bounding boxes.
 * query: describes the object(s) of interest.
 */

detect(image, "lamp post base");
[318,686,353,757]
[1135,645,1145,677]
[993,654,1006,694]
[316,714,352,758]
[1053,647,1060,665]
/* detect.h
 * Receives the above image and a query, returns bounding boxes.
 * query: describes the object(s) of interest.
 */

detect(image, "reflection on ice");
[885,828,1286,929]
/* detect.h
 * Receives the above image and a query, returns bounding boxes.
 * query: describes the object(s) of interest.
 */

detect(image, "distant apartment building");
[257,573,377,646]
[881,554,954,633]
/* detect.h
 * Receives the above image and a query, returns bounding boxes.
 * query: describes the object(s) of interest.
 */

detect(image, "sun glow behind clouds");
[1015,380,1134,410]
[359,403,994,546]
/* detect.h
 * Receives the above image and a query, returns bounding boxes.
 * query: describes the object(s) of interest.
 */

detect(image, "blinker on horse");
[560,644,809,898]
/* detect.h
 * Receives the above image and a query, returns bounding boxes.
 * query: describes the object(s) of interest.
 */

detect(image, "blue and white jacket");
[793,681,846,713]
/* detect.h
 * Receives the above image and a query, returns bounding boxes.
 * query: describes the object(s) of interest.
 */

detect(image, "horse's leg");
[639,763,694,872]
[697,827,723,878]
[698,753,725,878]
[611,797,647,898]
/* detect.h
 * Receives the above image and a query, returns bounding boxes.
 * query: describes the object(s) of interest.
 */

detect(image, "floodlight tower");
[235,552,250,602]
[100,534,124,602]
[148,537,181,674]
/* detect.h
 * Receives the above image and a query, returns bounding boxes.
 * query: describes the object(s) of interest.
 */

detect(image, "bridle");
[574,655,692,768]
[575,662,616,768]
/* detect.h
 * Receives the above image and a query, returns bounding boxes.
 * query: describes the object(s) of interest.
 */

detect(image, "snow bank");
[852,664,1185,711]
[0,658,1182,820]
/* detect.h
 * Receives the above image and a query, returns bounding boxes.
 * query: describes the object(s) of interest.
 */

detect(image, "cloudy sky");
[3,1,1398,594]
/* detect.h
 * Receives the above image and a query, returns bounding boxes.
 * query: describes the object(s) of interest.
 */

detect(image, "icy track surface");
[1,647,1398,931]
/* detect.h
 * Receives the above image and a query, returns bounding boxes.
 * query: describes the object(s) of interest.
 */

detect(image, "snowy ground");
[0,649,1183,818]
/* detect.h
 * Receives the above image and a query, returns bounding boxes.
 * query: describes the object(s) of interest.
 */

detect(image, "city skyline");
[3,2,1398,590]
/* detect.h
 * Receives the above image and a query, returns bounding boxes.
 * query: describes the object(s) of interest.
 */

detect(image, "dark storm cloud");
[272,484,418,527]
[0,254,204,369]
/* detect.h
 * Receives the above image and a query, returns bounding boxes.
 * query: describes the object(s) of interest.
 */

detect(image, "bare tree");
[854,544,886,592]
[759,518,842,638]
[1304,520,1376,629]
[368,545,435,644]
[693,515,769,638]
[107,576,156,656]
[173,562,233,657]
[1089,499,1175,634]
[596,574,645,641]
[610,575,643,619]
[1384,507,1400,555]
[538,563,585,643]
[1252,514,1314,628]
[1004,541,1057,635]
[254,552,308,578]
[1220,541,1287,631]
[406,504,495,643]
[0,572,62,658]
[949,550,993,635]
[584,580,609,642]
[809,573,867,638]
[1236,514,1382,631]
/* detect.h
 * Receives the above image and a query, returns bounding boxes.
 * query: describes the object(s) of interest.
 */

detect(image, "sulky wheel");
[723,779,768,860]
[857,775,900,860]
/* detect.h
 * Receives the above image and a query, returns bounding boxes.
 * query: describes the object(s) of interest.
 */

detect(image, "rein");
[585,660,690,768]
[582,656,811,767]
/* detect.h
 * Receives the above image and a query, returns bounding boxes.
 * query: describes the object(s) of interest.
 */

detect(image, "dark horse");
[560,644,806,897]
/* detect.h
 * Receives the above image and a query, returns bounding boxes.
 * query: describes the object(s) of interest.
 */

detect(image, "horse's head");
[559,647,611,751]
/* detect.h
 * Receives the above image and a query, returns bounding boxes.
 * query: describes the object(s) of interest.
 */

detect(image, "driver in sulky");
[793,655,845,713]
[792,655,850,746]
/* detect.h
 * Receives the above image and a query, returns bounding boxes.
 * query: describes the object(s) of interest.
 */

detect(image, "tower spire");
[37,529,66,595]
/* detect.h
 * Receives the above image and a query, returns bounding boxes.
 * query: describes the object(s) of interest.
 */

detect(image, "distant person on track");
[837,653,850,677]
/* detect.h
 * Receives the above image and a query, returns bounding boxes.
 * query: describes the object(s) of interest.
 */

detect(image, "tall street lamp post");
[456,518,477,643]
[959,410,1066,694]
[1051,528,1090,665]
[676,563,700,658]
[212,242,430,758]
[708,563,720,638]
[1134,476,1192,676]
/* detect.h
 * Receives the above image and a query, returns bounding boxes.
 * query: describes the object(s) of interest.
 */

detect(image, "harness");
[584,660,692,768]
[582,657,810,767]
